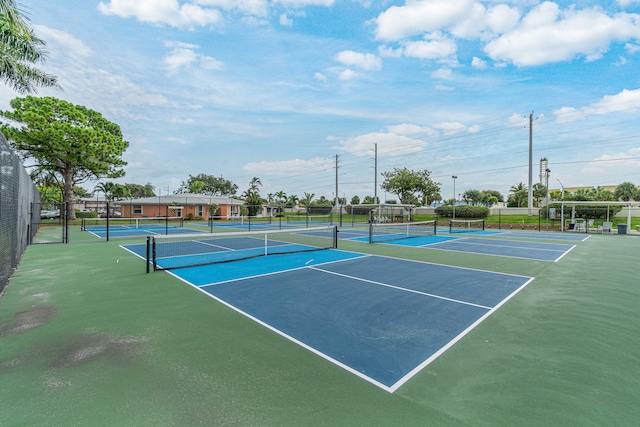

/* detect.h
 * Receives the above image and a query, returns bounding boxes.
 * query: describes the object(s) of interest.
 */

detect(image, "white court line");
[308,266,492,310]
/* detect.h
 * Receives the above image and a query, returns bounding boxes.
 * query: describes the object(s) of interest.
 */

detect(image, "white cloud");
[334,50,382,71]
[314,72,327,82]
[279,13,293,26]
[339,69,359,80]
[333,132,427,157]
[403,32,457,60]
[163,41,223,74]
[274,0,335,7]
[200,56,224,70]
[432,121,475,135]
[617,0,640,6]
[387,123,436,136]
[374,0,474,42]
[196,0,269,17]
[164,46,199,75]
[625,43,640,53]
[471,56,487,69]
[506,113,528,127]
[33,25,92,58]
[553,88,640,122]
[484,2,640,66]
[431,67,453,80]
[97,0,223,29]
[378,45,403,58]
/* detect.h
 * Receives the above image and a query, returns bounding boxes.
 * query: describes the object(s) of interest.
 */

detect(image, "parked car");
[99,211,122,218]
[40,210,60,219]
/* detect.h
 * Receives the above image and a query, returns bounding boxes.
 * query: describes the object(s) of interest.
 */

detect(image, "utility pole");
[335,154,339,212]
[374,143,378,204]
[528,111,533,216]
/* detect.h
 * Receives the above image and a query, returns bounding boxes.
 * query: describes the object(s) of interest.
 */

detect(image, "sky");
[3,0,640,203]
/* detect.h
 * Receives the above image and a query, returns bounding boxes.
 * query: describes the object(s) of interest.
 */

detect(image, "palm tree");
[0,0,60,93]
[614,182,638,201]
[95,181,115,201]
[286,194,299,208]
[299,192,314,212]
[509,182,528,207]
[532,183,547,207]
[248,176,262,192]
[243,189,262,216]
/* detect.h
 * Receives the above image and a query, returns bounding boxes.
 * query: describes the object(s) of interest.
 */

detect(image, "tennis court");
[122,229,533,392]
[358,221,576,262]
[4,224,639,426]
[82,217,204,238]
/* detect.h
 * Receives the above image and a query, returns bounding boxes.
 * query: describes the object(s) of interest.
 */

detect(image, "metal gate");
[30,202,69,244]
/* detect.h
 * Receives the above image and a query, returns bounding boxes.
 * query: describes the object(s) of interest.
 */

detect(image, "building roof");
[128,193,244,205]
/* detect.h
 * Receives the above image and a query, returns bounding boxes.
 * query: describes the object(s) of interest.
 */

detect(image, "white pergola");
[558,201,640,231]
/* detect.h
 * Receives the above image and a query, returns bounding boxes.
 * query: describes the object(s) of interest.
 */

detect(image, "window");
[133,204,142,215]
[197,205,203,217]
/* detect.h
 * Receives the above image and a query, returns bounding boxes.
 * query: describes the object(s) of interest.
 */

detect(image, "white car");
[40,210,60,219]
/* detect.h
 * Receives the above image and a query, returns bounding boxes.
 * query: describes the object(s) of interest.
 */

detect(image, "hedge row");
[434,205,489,219]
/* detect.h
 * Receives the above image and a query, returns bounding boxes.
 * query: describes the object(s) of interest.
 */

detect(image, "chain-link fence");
[1,132,40,293]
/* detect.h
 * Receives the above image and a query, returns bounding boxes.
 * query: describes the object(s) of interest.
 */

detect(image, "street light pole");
[557,179,564,199]
[452,176,457,220]
[545,169,550,230]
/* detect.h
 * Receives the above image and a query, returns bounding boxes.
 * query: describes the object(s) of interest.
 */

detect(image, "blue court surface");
[122,244,533,392]
[420,237,575,262]
[371,234,575,262]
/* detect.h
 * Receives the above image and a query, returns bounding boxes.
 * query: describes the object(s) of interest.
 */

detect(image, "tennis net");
[449,219,485,233]
[149,225,337,271]
[82,216,184,231]
[369,220,436,243]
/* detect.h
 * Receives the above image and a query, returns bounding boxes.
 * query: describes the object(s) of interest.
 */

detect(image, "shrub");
[435,205,489,219]
[75,211,98,218]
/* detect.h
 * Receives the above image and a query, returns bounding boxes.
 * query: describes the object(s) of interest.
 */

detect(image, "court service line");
[445,239,571,253]
[199,253,372,288]
[308,266,492,310]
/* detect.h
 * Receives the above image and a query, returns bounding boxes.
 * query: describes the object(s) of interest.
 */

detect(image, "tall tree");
[532,183,547,207]
[177,173,238,196]
[509,182,528,207]
[189,180,206,194]
[614,182,638,201]
[462,189,482,205]
[299,192,314,212]
[381,167,440,206]
[249,176,262,192]
[125,182,155,198]
[1,96,129,219]
[286,194,299,208]
[0,0,60,93]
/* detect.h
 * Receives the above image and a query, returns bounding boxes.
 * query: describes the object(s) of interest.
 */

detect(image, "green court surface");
[1,227,639,426]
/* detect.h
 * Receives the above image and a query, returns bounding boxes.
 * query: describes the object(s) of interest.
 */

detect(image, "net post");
[152,237,158,271]
[482,219,485,231]
[433,219,437,235]
[333,226,338,248]
[146,236,150,273]
[264,232,268,256]
[368,223,374,244]
[106,202,110,241]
